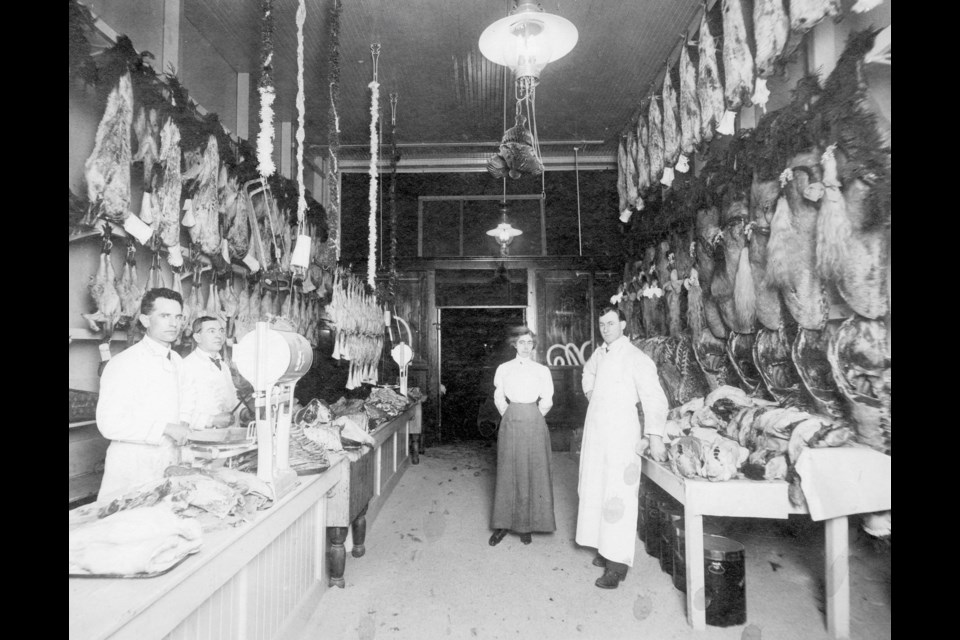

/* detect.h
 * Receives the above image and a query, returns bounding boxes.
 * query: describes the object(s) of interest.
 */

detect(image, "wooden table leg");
[410,435,420,465]
[825,516,850,640]
[685,513,706,630]
[327,526,348,588]
[351,504,369,558]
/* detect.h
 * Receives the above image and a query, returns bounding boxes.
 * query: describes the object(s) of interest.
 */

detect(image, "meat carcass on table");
[83,72,134,227]
[697,12,725,142]
[679,43,702,156]
[721,0,755,112]
[764,151,829,330]
[662,70,681,167]
[157,118,183,267]
[647,97,665,183]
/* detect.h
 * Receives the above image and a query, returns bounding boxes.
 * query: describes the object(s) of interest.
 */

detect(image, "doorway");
[437,307,526,442]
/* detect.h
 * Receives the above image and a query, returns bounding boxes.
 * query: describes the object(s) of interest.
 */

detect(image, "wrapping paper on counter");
[795,446,891,521]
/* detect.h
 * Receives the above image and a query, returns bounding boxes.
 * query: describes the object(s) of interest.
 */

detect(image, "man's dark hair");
[507,326,537,348]
[140,287,183,315]
[192,315,220,336]
[598,304,626,322]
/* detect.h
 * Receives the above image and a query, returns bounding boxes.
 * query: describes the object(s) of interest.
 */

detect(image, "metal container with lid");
[671,518,723,593]
[702,534,746,627]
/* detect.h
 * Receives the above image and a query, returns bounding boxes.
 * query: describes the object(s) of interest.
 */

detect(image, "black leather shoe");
[520,533,532,545]
[595,569,626,589]
[592,554,606,568]
[489,529,508,546]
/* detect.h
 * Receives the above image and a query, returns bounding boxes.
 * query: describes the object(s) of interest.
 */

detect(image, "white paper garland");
[295,0,307,221]
[367,80,380,288]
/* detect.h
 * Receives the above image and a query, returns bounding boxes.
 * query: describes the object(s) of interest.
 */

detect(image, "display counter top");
[69,457,345,640]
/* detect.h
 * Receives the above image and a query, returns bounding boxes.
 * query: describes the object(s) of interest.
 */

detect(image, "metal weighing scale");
[232,321,314,501]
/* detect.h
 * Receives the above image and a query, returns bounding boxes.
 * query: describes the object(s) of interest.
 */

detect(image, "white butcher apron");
[575,339,667,567]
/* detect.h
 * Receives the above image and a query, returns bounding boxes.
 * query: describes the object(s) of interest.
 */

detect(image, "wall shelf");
[70,327,129,343]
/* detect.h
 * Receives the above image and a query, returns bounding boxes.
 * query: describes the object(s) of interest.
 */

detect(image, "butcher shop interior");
[68,1,891,638]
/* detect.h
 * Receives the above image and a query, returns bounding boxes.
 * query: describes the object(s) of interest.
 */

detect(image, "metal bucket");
[671,518,722,593]
[703,534,747,627]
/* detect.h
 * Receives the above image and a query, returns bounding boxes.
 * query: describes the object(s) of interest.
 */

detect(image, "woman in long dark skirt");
[489,327,556,546]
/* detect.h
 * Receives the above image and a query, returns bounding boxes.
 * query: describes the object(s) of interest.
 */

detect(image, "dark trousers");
[604,559,628,577]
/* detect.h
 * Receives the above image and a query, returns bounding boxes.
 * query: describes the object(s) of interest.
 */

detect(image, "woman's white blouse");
[493,356,554,415]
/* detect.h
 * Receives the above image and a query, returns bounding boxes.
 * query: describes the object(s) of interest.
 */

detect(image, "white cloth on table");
[179,349,239,429]
[96,336,182,501]
[493,356,554,416]
[576,336,668,567]
[795,446,891,521]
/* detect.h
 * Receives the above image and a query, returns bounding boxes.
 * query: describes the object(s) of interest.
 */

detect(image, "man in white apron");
[576,305,669,588]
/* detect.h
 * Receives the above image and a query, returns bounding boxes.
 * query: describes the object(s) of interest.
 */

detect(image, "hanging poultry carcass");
[116,245,143,334]
[189,135,222,257]
[233,280,253,341]
[171,267,187,345]
[182,262,203,342]
[219,275,239,340]
[204,270,221,324]
[132,106,160,193]
[82,234,123,346]
[721,0,755,113]
[625,129,640,209]
[697,12,725,142]
[679,43,702,156]
[157,117,183,267]
[616,136,629,215]
[765,152,829,330]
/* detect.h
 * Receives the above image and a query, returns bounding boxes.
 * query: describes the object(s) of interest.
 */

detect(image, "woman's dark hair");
[508,326,537,348]
[597,305,626,322]
[141,287,184,315]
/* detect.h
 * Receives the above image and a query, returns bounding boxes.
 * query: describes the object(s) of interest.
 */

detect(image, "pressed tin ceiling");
[184,0,703,167]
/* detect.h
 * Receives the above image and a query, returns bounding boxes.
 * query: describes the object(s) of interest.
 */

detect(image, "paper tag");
[242,254,260,273]
[660,166,676,187]
[221,238,230,262]
[717,110,737,136]
[122,214,155,244]
[290,234,312,269]
[99,343,112,361]
[675,154,690,173]
[619,208,633,223]
[181,199,196,227]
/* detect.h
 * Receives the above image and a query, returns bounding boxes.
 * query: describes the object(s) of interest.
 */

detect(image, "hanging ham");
[753,0,790,78]
[648,97,665,183]
[636,116,651,193]
[789,0,841,34]
[697,12,725,142]
[616,136,629,213]
[625,129,640,208]
[721,0,755,112]
[83,73,133,227]
[662,70,681,166]
[764,152,829,330]
[679,43,701,155]
[748,174,783,330]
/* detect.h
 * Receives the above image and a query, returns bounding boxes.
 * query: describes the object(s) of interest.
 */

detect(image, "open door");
[436,306,526,442]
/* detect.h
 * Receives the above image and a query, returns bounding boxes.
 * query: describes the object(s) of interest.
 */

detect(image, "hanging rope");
[256,0,276,178]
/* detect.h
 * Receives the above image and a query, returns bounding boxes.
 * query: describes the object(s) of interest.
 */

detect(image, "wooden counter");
[324,400,422,587]
[69,458,344,640]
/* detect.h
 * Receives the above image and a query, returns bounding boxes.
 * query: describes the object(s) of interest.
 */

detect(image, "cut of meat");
[648,97,665,184]
[789,0,841,34]
[679,43,702,155]
[636,116,651,192]
[697,12,725,142]
[83,73,134,226]
[753,0,790,78]
[662,70,681,166]
[721,0,755,111]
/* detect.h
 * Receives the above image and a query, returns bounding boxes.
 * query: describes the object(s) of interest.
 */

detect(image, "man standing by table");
[180,316,240,430]
[96,288,191,501]
[576,305,669,589]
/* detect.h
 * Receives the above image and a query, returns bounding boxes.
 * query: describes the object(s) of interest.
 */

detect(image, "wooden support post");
[825,516,850,639]
[685,513,706,630]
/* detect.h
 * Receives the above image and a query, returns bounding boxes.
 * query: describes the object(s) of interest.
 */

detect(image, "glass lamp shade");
[486,222,523,245]
[478,2,578,79]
